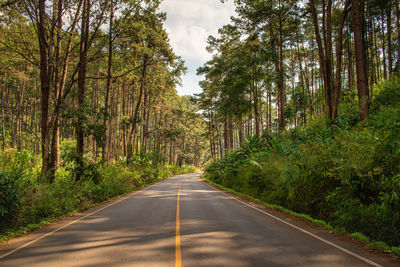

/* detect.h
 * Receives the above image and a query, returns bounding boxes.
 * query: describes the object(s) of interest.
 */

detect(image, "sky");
[159,0,236,96]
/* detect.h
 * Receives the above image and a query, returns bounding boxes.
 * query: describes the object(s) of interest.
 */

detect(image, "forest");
[1,0,400,258]
[200,0,400,256]
[0,0,206,240]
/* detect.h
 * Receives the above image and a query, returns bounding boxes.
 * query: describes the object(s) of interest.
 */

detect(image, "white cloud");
[161,0,235,30]
[165,25,211,62]
[159,0,236,95]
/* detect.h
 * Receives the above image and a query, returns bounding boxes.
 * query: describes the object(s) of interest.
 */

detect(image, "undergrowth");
[204,76,400,254]
[0,149,198,242]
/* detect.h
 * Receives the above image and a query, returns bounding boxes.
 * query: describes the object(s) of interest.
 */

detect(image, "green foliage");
[205,77,400,247]
[372,75,400,109]
[337,100,359,128]
[0,149,39,173]
[351,232,370,243]
[0,170,21,219]
[75,162,104,184]
[0,147,197,242]
[60,140,77,164]
[392,246,400,256]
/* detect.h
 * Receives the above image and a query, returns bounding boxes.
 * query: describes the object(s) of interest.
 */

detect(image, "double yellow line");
[175,182,183,267]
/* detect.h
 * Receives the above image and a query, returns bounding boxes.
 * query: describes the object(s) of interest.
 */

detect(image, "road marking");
[0,178,168,260]
[202,180,383,267]
[175,182,183,267]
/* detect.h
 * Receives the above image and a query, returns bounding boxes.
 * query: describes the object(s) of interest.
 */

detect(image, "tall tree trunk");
[142,89,150,154]
[215,124,223,158]
[268,85,272,129]
[1,79,6,151]
[223,118,228,153]
[295,33,307,125]
[238,117,244,145]
[90,71,99,156]
[15,80,25,152]
[325,0,334,120]
[386,2,393,76]
[352,0,369,120]
[309,0,337,121]
[127,55,148,160]
[368,19,377,88]
[102,0,114,162]
[310,0,327,118]
[381,14,387,79]
[397,0,400,74]
[211,110,216,158]
[333,0,351,120]
[49,0,63,174]
[278,0,285,129]
[253,76,260,137]
[228,116,233,150]
[37,0,52,178]
[76,0,90,179]
[304,64,314,118]
[208,111,213,159]
[373,19,382,81]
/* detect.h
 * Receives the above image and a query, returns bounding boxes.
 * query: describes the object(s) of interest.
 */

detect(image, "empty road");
[0,173,395,266]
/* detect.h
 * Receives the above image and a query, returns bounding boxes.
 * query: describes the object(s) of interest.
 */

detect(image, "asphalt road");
[0,173,395,266]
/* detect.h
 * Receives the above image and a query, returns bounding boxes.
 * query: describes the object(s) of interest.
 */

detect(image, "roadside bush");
[0,148,197,241]
[75,162,104,184]
[60,140,77,165]
[0,170,22,223]
[0,149,39,174]
[205,76,400,247]
[372,75,400,109]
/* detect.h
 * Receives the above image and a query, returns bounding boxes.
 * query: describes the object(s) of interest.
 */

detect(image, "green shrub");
[205,77,400,247]
[60,140,77,164]
[0,170,22,222]
[0,149,38,174]
[0,148,197,241]
[351,232,369,243]
[76,162,104,184]
[392,246,400,256]
[372,75,400,109]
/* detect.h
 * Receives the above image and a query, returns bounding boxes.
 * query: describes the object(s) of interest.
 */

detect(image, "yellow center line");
[175,181,183,267]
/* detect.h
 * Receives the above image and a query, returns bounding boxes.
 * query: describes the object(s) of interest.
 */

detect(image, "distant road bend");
[0,173,395,266]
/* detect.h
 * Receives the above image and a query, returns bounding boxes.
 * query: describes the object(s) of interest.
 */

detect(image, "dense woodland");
[1,0,400,256]
[0,0,204,237]
[202,0,400,253]
[0,0,208,176]
[198,0,399,157]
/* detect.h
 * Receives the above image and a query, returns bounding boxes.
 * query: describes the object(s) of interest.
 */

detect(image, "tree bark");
[127,55,148,160]
[1,79,6,151]
[333,0,351,120]
[37,0,52,178]
[397,0,400,74]
[381,15,387,79]
[15,80,25,152]
[268,3,285,130]
[49,0,63,173]
[352,0,369,120]
[278,0,285,129]
[102,0,114,162]
[309,0,337,121]
[76,0,90,179]
[386,2,393,76]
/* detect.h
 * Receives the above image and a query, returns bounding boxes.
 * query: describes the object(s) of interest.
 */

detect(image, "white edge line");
[202,180,383,267]
[0,178,168,260]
